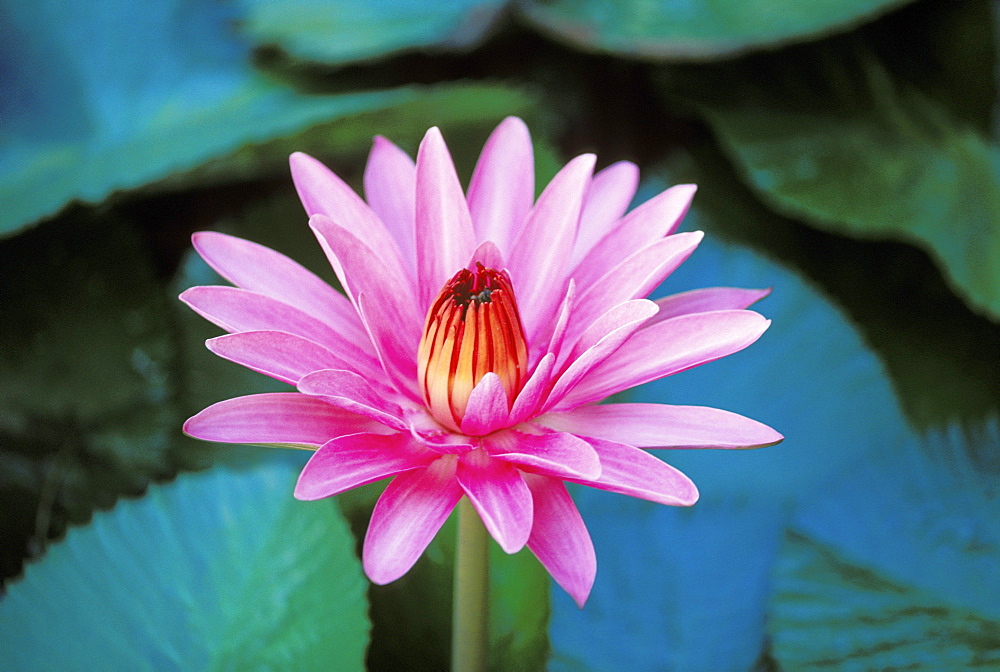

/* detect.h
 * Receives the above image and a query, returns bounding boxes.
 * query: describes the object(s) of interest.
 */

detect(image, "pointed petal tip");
[755,428,784,448]
[494,115,531,141]
[422,125,444,145]
[678,481,700,506]
[570,581,594,609]
[176,286,196,305]
[180,413,200,439]
[362,556,403,586]
[190,230,212,248]
[292,474,325,501]
[574,152,598,171]
[307,212,333,228]
[499,115,528,128]
[495,528,530,555]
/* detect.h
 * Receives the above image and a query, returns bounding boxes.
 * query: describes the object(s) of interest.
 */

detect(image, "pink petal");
[309,215,422,394]
[460,373,511,436]
[569,184,696,289]
[363,456,463,584]
[570,160,640,267]
[191,231,368,345]
[544,300,659,410]
[467,116,534,254]
[523,474,596,608]
[409,427,476,455]
[456,449,533,554]
[485,429,601,481]
[569,231,703,340]
[179,286,382,378]
[509,153,595,342]
[364,136,417,272]
[559,310,771,408]
[509,352,556,425]
[290,151,408,274]
[206,330,357,386]
[415,127,476,310]
[467,240,506,270]
[184,393,385,447]
[295,432,434,500]
[651,287,771,323]
[538,403,784,449]
[570,437,699,506]
[298,369,408,431]
[545,280,576,366]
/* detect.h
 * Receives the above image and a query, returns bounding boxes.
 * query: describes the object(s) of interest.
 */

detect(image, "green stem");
[452,497,489,672]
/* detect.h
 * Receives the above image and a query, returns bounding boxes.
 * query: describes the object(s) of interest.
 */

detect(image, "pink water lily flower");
[181,117,781,607]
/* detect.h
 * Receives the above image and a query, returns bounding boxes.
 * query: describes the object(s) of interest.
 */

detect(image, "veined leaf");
[0,458,370,671]
[518,0,914,60]
[237,0,507,64]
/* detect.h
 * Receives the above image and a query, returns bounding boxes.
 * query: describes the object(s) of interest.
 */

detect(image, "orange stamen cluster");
[417,263,528,431]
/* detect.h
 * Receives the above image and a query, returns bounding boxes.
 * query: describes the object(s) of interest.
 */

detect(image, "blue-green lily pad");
[773,535,1000,670]
[518,0,914,60]
[236,0,508,64]
[0,458,370,670]
[686,53,1000,320]
[0,0,421,236]
[550,223,911,669]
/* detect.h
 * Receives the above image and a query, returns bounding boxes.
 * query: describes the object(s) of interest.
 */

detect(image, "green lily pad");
[518,0,914,60]
[669,47,1000,320]
[773,535,1000,670]
[236,0,508,64]
[0,459,370,670]
[0,0,421,237]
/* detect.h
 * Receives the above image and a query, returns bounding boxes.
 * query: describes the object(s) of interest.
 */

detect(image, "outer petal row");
[295,432,435,500]
[456,449,533,554]
[206,330,358,386]
[567,437,699,507]
[539,403,784,449]
[179,286,381,380]
[524,474,596,609]
[363,456,463,584]
[183,393,387,448]
[192,231,370,346]
[559,309,771,408]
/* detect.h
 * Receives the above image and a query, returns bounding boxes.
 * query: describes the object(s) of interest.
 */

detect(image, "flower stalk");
[452,497,489,672]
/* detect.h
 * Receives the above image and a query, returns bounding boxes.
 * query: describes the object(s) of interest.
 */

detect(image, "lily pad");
[237,0,508,64]
[772,535,1000,670]
[518,0,914,60]
[674,49,1000,320]
[549,229,911,669]
[0,0,421,236]
[0,458,370,671]
[793,419,1000,621]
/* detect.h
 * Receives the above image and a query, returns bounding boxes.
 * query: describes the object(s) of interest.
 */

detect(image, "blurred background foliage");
[0,0,998,669]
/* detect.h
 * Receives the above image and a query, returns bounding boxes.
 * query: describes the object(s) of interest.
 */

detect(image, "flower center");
[417,263,528,431]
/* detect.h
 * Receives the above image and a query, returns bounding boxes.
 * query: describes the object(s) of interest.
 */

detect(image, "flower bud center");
[417,263,528,431]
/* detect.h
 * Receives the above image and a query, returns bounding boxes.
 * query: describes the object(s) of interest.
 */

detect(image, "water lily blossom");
[181,117,782,607]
